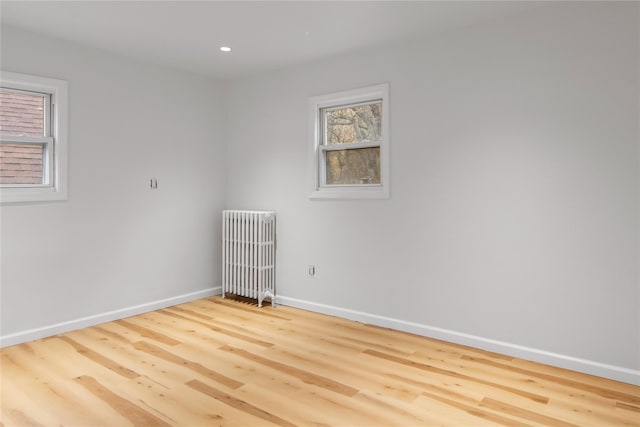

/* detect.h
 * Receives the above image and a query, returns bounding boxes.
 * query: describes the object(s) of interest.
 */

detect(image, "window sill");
[309,185,389,200]
[1,186,68,204]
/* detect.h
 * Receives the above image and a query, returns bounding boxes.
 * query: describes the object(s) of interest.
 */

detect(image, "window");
[0,71,68,203]
[309,83,389,199]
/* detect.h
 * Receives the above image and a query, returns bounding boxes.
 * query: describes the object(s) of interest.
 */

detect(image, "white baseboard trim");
[0,286,222,348]
[276,295,640,386]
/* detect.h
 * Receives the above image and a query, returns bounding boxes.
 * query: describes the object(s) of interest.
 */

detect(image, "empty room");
[1,1,638,426]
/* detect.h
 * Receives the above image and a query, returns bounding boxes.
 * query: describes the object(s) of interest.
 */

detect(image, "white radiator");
[222,210,276,307]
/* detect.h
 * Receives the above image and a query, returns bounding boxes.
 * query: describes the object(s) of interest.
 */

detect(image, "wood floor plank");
[161,382,263,427]
[92,324,134,344]
[121,310,230,349]
[75,375,171,426]
[1,409,45,427]
[463,354,640,405]
[157,309,275,348]
[421,391,534,427]
[259,344,423,403]
[218,345,359,397]
[617,402,640,412]
[172,308,283,346]
[480,397,580,427]
[455,353,638,426]
[386,372,483,405]
[0,368,59,427]
[186,379,297,427]
[114,319,181,346]
[353,390,449,425]
[132,340,243,389]
[237,367,412,426]
[363,348,550,404]
[2,295,638,427]
[56,335,141,379]
[1,351,128,426]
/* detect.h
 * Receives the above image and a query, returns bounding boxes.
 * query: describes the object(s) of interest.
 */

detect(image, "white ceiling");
[1,1,540,80]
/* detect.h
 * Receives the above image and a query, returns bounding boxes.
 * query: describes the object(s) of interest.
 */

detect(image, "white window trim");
[0,71,68,203]
[308,83,390,200]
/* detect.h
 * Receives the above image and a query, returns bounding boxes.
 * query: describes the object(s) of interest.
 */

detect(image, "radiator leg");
[258,290,275,309]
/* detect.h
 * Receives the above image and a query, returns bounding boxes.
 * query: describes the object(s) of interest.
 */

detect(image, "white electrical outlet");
[308,265,315,277]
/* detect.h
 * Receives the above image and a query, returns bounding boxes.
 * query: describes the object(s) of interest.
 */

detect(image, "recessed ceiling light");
[220,46,231,52]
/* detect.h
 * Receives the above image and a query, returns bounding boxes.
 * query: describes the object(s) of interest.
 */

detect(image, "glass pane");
[325,147,380,185]
[323,101,382,145]
[0,144,44,184]
[0,89,46,137]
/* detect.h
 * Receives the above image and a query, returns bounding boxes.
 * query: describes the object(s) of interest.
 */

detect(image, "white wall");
[1,26,226,340]
[226,3,639,382]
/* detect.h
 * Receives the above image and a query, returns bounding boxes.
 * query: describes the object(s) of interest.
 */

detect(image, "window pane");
[0,144,44,184]
[325,147,380,185]
[324,101,381,145]
[0,89,46,137]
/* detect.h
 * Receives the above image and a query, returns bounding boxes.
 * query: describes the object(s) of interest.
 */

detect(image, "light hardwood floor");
[1,296,638,426]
